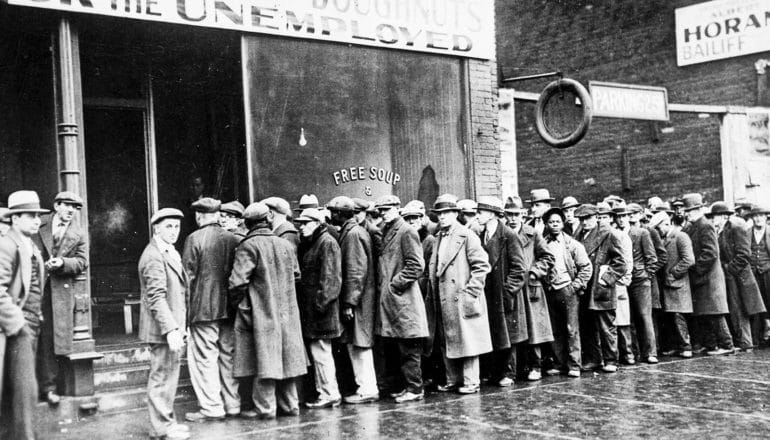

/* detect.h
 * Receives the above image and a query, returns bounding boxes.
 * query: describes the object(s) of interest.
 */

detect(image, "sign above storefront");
[333,166,400,186]
[5,0,495,59]
[675,0,770,66]
[589,81,669,121]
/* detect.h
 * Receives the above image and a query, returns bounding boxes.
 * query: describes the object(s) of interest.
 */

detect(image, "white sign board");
[675,0,770,66]
[498,89,518,200]
[5,0,495,59]
[589,81,669,121]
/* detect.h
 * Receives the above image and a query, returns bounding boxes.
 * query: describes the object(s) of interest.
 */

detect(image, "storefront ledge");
[61,351,104,397]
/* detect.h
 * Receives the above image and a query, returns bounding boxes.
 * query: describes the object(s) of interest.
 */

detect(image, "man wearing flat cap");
[138,208,190,440]
[182,198,242,422]
[34,191,88,406]
[352,198,383,256]
[295,194,338,241]
[220,201,248,238]
[0,191,49,439]
[748,205,770,343]
[262,197,299,253]
[229,203,306,419]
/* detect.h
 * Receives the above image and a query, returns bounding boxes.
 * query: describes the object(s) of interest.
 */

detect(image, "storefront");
[0,0,501,396]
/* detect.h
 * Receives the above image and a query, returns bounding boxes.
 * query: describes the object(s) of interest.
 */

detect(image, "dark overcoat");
[518,224,555,344]
[718,217,766,316]
[138,239,188,344]
[579,224,626,311]
[683,216,729,315]
[338,218,377,348]
[274,221,299,253]
[229,228,307,379]
[36,217,88,354]
[660,229,695,313]
[182,223,240,323]
[481,221,527,349]
[419,232,437,353]
[298,227,342,340]
[429,222,492,358]
[376,217,429,339]
[644,225,667,309]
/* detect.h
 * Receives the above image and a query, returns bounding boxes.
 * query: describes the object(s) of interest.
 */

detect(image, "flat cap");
[574,204,599,218]
[375,195,401,208]
[295,208,325,223]
[327,196,356,212]
[476,196,504,214]
[261,197,291,215]
[151,207,184,225]
[220,201,245,217]
[401,200,426,217]
[54,191,84,207]
[191,197,221,213]
[649,211,669,228]
[352,198,372,212]
[243,202,270,221]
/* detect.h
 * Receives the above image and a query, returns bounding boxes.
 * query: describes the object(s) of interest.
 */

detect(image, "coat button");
[454,296,459,302]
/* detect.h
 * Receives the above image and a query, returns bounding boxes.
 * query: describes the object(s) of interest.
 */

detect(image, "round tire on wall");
[535,78,593,149]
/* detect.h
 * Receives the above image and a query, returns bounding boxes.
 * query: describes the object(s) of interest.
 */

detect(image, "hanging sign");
[5,0,495,59]
[675,0,770,66]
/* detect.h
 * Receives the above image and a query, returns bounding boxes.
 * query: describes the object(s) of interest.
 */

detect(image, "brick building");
[496,0,770,205]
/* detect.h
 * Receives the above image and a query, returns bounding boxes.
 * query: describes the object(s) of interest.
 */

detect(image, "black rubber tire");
[534,78,593,149]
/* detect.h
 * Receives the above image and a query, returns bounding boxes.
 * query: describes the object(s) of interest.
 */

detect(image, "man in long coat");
[374,195,429,403]
[229,202,307,419]
[708,202,766,351]
[650,212,695,357]
[476,196,526,387]
[182,198,241,422]
[138,208,190,440]
[748,205,770,344]
[0,191,49,440]
[574,204,626,373]
[429,194,492,394]
[681,194,734,355]
[34,192,88,405]
[329,196,379,403]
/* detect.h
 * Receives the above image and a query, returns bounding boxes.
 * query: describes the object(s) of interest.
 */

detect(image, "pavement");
[42,350,770,439]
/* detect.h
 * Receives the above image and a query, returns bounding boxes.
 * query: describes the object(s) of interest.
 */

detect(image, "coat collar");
[436,222,469,277]
[518,223,535,247]
[482,220,506,268]
[382,217,405,248]
[339,217,358,240]
[6,228,44,296]
[150,238,186,283]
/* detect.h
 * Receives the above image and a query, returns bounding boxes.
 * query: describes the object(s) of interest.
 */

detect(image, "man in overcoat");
[681,194,734,355]
[34,191,88,406]
[574,204,626,373]
[228,202,307,419]
[650,212,695,357]
[748,205,770,344]
[0,191,49,440]
[138,208,190,440]
[374,195,429,403]
[328,196,379,403]
[182,198,241,422]
[429,194,492,394]
[708,201,766,351]
[476,196,526,387]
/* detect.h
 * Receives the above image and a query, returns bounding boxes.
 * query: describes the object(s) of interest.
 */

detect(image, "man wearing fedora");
[33,191,88,406]
[707,202,766,352]
[457,199,482,234]
[138,208,190,440]
[561,196,581,237]
[681,194,734,356]
[261,197,299,253]
[428,194,492,394]
[504,196,527,232]
[0,191,49,440]
[748,205,770,344]
[526,189,554,235]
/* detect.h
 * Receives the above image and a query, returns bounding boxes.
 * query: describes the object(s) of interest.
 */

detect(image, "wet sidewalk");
[43,350,770,439]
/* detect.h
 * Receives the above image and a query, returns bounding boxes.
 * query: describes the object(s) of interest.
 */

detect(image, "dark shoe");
[278,407,300,417]
[395,391,424,403]
[436,384,458,393]
[45,391,61,406]
[184,411,225,422]
[343,393,380,404]
[457,384,480,394]
[305,398,341,409]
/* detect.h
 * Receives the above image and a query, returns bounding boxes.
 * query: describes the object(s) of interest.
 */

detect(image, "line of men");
[137,188,770,440]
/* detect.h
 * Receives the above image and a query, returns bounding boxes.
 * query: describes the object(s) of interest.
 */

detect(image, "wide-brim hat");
[748,205,770,216]
[705,201,734,217]
[54,191,84,208]
[596,202,613,216]
[432,194,461,213]
[561,196,581,210]
[4,190,51,219]
[526,188,554,204]
[504,196,527,214]
[151,207,184,225]
[681,193,704,211]
[476,196,504,214]
[651,202,673,214]
[293,194,319,212]
[612,202,632,216]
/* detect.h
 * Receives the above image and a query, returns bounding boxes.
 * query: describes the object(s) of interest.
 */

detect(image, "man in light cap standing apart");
[229,202,306,419]
[262,197,299,252]
[138,207,189,440]
[375,195,429,403]
[0,191,49,439]
[328,196,379,403]
[34,191,88,406]
[182,198,242,422]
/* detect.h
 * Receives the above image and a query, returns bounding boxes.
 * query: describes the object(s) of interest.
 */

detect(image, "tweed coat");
[578,223,626,311]
[338,218,377,348]
[518,224,555,344]
[429,222,492,359]
[35,216,88,354]
[274,220,299,253]
[718,217,766,316]
[660,229,695,313]
[682,216,729,315]
[229,227,307,379]
[481,220,527,349]
[182,223,240,323]
[298,227,342,340]
[138,239,188,344]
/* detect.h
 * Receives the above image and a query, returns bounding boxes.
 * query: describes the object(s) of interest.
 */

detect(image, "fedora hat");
[612,202,632,216]
[504,196,527,214]
[748,205,770,216]
[432,194,461,213]
[477,196,504,215]
[647,196,663,209]
[293,194,319,212]
[705,201,734,217]
[681,193,704,211]
[4,191,51,219]
[457,199,477,214]
[526,188,554,204]
[596,202,613,216]
[651,201,673,214]
[734,198,753,210]
[561,196,580,210]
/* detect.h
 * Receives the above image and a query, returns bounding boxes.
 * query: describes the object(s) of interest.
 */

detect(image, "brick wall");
[496,0,763,205]
[469,57,502,198]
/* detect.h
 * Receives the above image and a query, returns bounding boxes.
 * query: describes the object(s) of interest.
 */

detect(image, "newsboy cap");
[191,197,221,213]
[220,201,245,217]
[326,196,356,212]
[243,202,269,221]
[295,208,325,223]
[261,197,291,215]
[151,207,184,225]
[401,200,426,217]
[574,204,599,218]
[375,195,401,209]
[54,191,84,208]
[352,198,372,212]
